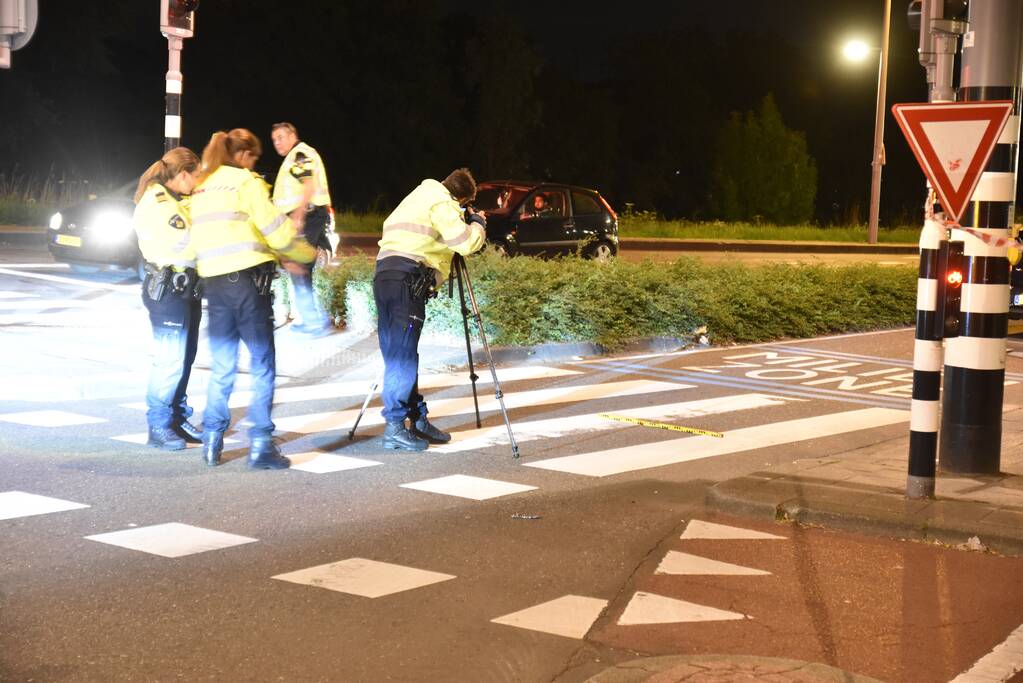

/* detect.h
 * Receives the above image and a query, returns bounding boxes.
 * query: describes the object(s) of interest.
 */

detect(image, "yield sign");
[891,101,1014,223]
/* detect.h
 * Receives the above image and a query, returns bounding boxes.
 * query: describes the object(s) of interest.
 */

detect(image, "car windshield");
[474,186,528,214]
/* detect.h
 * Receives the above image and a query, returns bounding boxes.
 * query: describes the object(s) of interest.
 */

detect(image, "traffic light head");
[941,240,964,339]
[160,0,198,39]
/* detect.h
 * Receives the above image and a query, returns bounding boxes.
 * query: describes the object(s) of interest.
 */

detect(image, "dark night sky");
[0,1,936,224]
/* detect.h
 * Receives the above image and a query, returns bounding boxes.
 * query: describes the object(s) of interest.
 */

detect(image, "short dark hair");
[441,168,476,203]
[271,122,298,136]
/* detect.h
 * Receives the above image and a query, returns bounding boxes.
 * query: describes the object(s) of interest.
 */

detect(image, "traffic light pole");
[164,36,184,153]
[940,0,1023,474]
[906,0,963,500]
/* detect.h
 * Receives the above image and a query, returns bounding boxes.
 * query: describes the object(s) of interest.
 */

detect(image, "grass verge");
[331,212,918,243]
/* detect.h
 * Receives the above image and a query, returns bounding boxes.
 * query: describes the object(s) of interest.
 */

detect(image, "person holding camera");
[133,147,204,451]
[374,168,487,451]
[189,129,316,469]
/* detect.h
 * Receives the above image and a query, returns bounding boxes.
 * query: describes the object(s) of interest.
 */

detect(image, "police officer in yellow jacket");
[375,168,487,450]
[132,147,203,451]
[271,122,334,336]
[189,129,316,469]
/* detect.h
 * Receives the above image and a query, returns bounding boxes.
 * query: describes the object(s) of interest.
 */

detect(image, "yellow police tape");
[597,413,724,438]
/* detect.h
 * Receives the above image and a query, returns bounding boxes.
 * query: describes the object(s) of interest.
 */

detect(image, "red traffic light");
[161,0,197,38]
[171,0,199,14]
[947,269,963,287]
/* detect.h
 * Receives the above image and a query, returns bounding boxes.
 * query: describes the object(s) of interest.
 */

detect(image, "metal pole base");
[906,475,935,500]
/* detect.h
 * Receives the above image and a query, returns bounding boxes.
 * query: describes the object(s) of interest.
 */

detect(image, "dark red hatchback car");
[473,181,619,261]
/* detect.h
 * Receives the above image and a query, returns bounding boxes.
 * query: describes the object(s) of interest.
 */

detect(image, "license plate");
[56,234,81,247]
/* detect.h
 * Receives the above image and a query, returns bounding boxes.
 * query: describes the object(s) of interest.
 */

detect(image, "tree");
[462,15,541,179]
[710,93,817,224]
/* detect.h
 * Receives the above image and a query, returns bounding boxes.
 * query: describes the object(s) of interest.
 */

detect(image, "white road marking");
[272,558,455,598]
[655,550,770,576]
[399,474,537,501]
[274,380,692,435]
[0,291,39,299]
[85,523,257,558]
[491,595,608,639]
[110,433,241,447]
[0,491,90,521]
[617,591,747,625]
[0,299,104,310]
[431,393,791,454]
[525,408,909,477]
[952,623,1023,682]
[288,452,383,474]
[119,365,582,412]
[0,410,107,427]
[0,267,139,291]
[681,520,786,541]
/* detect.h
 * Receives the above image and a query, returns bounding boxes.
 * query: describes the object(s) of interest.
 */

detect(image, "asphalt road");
[1,242,1022,683]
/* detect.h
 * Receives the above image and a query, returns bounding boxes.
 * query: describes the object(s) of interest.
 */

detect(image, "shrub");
[320,253,916,349]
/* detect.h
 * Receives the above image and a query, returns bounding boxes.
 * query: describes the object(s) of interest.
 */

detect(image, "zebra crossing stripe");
[119,365,582,412]
[525,407,908,477]
[431,394,789,454]
[273,379,692,435]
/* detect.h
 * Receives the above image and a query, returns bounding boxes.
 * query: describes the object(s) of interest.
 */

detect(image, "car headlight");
[49,212,62,230]
[89,212,134,244]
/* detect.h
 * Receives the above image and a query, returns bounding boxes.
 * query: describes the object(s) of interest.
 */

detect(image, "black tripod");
[348,254,520,458]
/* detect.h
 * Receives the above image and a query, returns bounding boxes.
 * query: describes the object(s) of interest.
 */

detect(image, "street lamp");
[842,0,892,245]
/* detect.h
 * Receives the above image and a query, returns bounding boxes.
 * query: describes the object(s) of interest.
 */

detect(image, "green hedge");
[318,252,917,349]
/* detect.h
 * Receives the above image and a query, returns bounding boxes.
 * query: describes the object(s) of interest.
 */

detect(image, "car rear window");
[475,186,528,213]
[571,191,603,215]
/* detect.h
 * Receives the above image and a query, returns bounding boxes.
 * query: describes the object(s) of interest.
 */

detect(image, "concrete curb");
[706,474,1023,557]
[339,232,918,255]
[584,654,884,683]
[484,335,692,366]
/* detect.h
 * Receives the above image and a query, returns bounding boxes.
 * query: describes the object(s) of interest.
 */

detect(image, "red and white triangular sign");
[892,101,1014,223]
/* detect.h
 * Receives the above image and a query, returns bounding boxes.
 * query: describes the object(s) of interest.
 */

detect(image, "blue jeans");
[374,271,428,423]
[143,290,201,429]
[289,267,330,330]
[203,270,276,438]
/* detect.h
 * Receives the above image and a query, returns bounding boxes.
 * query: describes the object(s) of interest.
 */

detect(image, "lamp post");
[843,0,892,245]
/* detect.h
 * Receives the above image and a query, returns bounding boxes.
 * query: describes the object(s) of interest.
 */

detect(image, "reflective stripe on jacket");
[272,141,331,213]
[377,179,485,282]
[190,165,316,277]
[133,183,196,270]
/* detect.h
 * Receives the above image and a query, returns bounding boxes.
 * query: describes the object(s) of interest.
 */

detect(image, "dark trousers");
[303,205,331,252]
[373,271,428,423]
[142,290,201,429]
[203,271,277,438]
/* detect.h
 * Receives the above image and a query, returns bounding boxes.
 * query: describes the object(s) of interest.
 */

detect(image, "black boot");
[147,425,186,451]
[176,419,203,443]
[412,416,451,444]
[202,430,224,467]
[383,420,428,451]
[248,436,291,470]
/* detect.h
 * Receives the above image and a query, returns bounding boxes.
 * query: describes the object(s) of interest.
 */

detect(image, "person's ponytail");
[199,129,262,181]
[134,148,199,204]
[200,131,232,181]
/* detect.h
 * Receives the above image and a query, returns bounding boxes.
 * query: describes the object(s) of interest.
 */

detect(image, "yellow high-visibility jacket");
[272,141,331,213]
[133,183,196,270]
[377,179,485,282]
[189,165,315,277]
